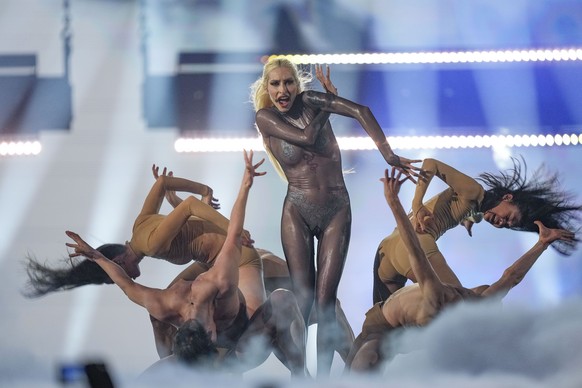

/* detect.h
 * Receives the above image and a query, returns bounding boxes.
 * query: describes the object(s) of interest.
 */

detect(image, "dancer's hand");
[152,164,171,180]
[65,231,105,261]
[201,187,221,210]
[380,167,409,202]
[387,154,424,185]
[315,64,338,95]
[414,206,435,234]
[242,149,266,189]
[153,164,221,210]
[535,221,576,247]
[241,230,255,248]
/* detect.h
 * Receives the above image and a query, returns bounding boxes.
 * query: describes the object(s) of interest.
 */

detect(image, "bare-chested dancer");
[250,58,421,376]
[64,151,307,375]
[345,168,576,372]
[150,247,356,365]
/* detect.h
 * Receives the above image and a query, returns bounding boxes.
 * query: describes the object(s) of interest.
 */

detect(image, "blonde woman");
[250,59,420,376]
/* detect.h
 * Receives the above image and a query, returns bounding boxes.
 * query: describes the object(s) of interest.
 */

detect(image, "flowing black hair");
[173,319,218,367]
[22,244,126,298]
[477,157,581,255]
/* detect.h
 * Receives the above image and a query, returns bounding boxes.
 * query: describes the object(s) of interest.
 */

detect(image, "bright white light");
[270,47,582,65]
[175,130,582,152]
[175,137,264,153]
[0,140,42,156]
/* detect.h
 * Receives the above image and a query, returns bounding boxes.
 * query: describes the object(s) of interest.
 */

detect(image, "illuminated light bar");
[175,137,264,153]
[175,132,581,153]
[0,139,42,156]
[268,48,582,65]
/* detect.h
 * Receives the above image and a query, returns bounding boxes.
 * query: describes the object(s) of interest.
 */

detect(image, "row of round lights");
[0,140,42,156]
[3,133,578,156]
[175,132,581,153]
[269,48,582,65]
[379,133,581,150]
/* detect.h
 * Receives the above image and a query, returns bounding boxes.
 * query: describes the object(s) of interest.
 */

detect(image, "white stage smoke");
[5,297,582,387]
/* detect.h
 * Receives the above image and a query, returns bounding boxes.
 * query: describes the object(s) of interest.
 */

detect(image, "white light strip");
[270,48,582,65]
[175,137,264,153]
[175,132,582,153]
[0,140,42,156]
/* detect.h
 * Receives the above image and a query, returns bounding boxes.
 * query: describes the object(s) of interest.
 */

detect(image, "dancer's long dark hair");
[22,244,124,298]
[478,157,581,255]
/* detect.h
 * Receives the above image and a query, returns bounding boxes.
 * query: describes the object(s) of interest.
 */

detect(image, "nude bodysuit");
[377,158,485,288]
[129,214,261,269]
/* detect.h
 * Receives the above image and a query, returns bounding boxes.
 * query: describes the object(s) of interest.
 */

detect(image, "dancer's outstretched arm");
[204,150,266,296]
[381,168,442,298]
[64,231,170,318]
[481,221,575,298]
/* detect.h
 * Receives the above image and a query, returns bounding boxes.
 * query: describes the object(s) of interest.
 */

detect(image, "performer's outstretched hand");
[535,220,576,246]
[315,64,338,95]
[65,231,105,262]
[380,167,409,202]
[242,149,266,189]
[386,154,424,185]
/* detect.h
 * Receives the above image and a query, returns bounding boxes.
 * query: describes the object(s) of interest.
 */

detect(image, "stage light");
[0,139,42,156]
[175,137,264,153]
[176,130,582,153]
[269,48,582,65]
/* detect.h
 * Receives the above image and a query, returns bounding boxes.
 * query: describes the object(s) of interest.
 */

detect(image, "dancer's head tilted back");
[478,157,581,255]
[173,319,219,368]
[23,243,140,297]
